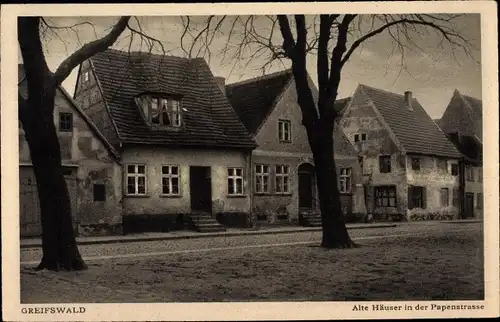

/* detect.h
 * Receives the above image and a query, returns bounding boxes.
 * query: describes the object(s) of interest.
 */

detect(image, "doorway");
[190,166,212,213]
[298,163,315,210]
[464,192,474,218]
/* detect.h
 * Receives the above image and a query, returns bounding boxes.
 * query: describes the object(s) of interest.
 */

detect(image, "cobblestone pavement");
[20,222,484,303]
[21,221,481,264]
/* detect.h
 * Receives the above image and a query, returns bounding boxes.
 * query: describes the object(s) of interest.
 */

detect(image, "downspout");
[459,158,466,219]
[246,149,254,228]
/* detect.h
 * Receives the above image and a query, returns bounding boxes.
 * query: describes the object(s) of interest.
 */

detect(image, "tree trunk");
[20,87,87,271]
[310,127,357,249]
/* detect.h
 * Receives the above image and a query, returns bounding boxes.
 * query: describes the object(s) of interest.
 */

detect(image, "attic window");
[354,133,367,143]
[83,71,89,83]
[138,95,182,127]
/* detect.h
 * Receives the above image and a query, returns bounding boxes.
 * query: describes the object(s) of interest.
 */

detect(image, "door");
[465,192,474,218]
[190,166,212,213]
[298,163,315,210]
[20,166,79,237]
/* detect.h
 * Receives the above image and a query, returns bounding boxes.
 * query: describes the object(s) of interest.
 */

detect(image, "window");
[354,133,367,143]
[93,184,106,202]
[278,119,291,142]
[476,192,483,209]
[379,155,391,173]
[374,186,396,208]
[436,158,447,171]
[452,188,460,207]
[275,165,290,194]
[83,71,89,83]
[478,168,483,182]
[440,188,449,207]
[408,186,426,209]
[450,163,459,176]
[140,95,182,127]
[339,167,352,193]
[59,113,73,132]
[161,165,180,196]
[466,166,475,181]
[411,157,421,171]
[126,165,147,195]
[228,168,244,195]
[255,164,270,194]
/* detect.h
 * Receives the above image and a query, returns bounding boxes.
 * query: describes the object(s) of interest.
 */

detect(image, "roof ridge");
[99,48,194,62]
[359,84,415,99]
[226,68,293,89]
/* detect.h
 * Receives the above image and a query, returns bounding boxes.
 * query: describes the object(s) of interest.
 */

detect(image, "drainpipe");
[459,158,466,219]
[247,149,254,228]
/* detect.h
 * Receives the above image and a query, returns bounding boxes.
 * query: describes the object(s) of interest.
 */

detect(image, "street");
[21,222,484,303]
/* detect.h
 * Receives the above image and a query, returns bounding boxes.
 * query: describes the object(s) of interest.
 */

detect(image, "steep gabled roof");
[89,49,256,149]
[359,84,461,158]
[461,93,482,121]
[17,65,119,159]
[225,69,294,135]
[445,133,482,165]
[334,97,351,116]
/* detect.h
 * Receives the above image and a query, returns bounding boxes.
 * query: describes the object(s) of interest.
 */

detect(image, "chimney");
[215,76,226,96]
[404,91,413,110]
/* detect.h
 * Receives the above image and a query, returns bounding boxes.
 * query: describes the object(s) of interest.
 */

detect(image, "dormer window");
[138,95,182,128]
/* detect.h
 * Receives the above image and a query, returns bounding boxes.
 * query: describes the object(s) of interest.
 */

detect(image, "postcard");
[1,1,499,321]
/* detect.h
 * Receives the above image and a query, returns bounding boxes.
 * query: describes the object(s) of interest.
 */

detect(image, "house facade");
[339,85,462,221]
[225,70,366,225]
[18,65,122,237]
[437,90,483,218]
[73,49,257,233]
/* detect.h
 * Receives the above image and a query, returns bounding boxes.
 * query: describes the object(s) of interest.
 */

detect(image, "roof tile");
[90,49,256,149]
[360,84,461,158]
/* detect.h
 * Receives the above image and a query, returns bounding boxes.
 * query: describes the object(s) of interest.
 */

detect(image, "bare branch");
[51,16,130,87]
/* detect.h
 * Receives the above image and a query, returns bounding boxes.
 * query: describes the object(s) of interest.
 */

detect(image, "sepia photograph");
[1,2,498,321]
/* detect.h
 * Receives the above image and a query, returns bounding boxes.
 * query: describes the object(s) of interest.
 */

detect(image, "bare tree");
[181,14,475,248]
[18,16,165,271]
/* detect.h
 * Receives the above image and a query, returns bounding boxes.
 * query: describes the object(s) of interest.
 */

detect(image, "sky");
[29,14,481,119]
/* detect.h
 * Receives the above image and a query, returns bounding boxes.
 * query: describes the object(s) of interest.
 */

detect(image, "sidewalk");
[20,223,397,249]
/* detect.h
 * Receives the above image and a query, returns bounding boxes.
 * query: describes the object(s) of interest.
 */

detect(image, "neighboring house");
[339,84,462,221]
[437,90,483,218]
[73,49,257,233]
[17,65,122,237]
[225,69,366,226]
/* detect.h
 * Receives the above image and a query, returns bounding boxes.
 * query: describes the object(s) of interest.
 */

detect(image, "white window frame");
[275,165,290,194]
[339,167,352,193]
[126,164,147,196]
[278,119,292,142]
[228,167,244,196]
[140,96,182,127]
[255,164,270,194]
[161,165,181,196]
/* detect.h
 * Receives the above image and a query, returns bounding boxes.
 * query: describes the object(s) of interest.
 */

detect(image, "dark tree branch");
[277,15,296,58]
[51,16,130,88]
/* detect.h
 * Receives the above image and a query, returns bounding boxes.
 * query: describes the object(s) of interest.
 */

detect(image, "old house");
[17,65,122,237]
[225,69,366,226]
[339,84,462,221]
[72,49,257,233]
[437,90,483,218]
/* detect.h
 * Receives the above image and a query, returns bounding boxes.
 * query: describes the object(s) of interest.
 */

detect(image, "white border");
[2,2,499,321]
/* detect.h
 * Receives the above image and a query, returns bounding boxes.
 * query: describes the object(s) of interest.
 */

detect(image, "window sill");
[274,193,292,196]
[279,140,292,144]
[254,192,272,196]
[123,194,150,198]
[159,194,182,198]
[227,194,247,198]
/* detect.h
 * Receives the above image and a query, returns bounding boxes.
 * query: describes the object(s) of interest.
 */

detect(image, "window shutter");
[422,187,427,209]
[408,186,413,209]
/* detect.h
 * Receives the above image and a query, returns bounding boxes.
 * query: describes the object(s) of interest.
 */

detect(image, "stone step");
[197,226,227,233]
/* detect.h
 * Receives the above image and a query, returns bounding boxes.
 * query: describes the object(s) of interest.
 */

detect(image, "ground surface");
[20,222,484,303]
